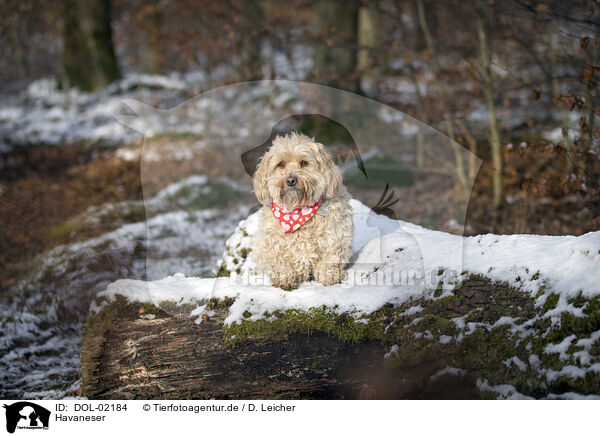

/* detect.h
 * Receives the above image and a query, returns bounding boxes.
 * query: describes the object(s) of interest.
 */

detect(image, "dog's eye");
[300,160,309,168]
[277,161,285,169]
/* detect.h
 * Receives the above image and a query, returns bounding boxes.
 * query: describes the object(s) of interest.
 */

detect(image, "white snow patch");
[430,367,466,380]
[544,335,577,361]
[503,356,528,372]
[439,335,453,344]
[476,379,534,400]
[545,392,600,400]
[384,345,399,360]
[400,305,423,317]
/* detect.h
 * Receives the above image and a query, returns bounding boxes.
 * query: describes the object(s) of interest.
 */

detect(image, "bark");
[238,0,263,80]
[8,10,28,81]
[358,1,383,83]
[456,118,479,181]
[142,0,162,74]
[586,46,598,143]
[409,65,427,170]
[63,0,120,91]
[549,32,572,173]
[415,0,468,192]
[313,0,360,92]
[81,303,408,399]
[476,2,503,208]
[391,0,426,170]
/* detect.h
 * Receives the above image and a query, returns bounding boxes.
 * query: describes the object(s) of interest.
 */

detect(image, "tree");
[415,0,468,191]
[357,0,383,93]
[141,0,162,74]
[63,0,120,91]
[238,0,263,80]
[313,0,360,93]
[476,0,503,208]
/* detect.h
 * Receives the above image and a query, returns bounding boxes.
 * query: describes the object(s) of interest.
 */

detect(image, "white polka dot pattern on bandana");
[271,196,323,234]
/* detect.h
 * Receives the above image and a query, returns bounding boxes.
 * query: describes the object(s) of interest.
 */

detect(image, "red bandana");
[271,196,323,234]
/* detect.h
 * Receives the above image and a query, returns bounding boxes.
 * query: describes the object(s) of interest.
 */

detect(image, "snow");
[0,176,246,398]
[543,127,578,143]
[400,305,424,317]
[0,71,249,149]
[528,354,541,367]
[384,345,399,360]
[573,330,600,366]
[545,365,589,382]
[545,392,600,400]
[476,379,535,400]
[99,199,600,329]
[430,367,466,380]
[503,356,528,372]
[544,335,577,361]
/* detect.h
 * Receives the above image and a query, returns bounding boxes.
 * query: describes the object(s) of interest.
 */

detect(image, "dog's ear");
[253,150,272,204]
[314,142,342,199]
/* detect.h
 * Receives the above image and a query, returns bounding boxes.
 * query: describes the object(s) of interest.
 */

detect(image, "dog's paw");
[271,277,298,291]
[314,264,346,287]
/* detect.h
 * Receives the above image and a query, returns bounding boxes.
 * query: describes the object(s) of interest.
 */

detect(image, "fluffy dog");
[252,132,353,290]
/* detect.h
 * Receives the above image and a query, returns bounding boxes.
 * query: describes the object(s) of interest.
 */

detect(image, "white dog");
[251,132,353,290]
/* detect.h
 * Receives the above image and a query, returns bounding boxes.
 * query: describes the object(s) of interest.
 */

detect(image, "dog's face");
[253,133,342,210]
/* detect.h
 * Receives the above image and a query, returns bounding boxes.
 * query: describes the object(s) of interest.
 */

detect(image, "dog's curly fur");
[251,132,353,290]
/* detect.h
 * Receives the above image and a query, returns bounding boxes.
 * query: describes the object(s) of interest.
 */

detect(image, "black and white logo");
[3,402,50,433]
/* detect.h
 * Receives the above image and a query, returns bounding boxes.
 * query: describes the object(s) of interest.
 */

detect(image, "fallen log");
[80,200,600,399]
[81,273,600,400]
[80,298,418,399]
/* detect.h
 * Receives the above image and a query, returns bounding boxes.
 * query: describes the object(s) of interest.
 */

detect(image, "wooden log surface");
[81,302,395,399]
[81,297,484,399]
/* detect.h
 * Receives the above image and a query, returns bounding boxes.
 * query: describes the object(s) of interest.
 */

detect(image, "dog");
[251,132,353,290]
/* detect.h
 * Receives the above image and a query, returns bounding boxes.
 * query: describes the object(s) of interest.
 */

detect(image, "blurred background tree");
[63,0,121,90]
[313,0,360,92]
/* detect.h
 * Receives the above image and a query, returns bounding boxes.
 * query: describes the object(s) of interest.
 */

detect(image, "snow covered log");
[81,200,600,399]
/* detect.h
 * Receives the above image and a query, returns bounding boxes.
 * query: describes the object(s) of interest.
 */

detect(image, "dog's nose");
[286,176,298,187]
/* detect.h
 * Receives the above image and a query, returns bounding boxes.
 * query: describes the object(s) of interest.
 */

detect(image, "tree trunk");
[476,2,503,208]
[415,0,468,192]
[142,0,162,74]
[548,31,573,173]
[238,0,263,81]
[357,1,382,94]
[456,118,479,182]
[63,0,120,91]
[313,0,360,93]
[586,46,598,143]
[8,10,28,82]
[409,66,427,170]
[81,302,410,399]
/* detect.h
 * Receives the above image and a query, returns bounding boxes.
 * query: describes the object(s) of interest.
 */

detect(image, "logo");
[3,402,50,433]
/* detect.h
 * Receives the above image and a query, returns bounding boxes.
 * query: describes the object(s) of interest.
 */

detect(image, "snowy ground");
[0,176,248,398]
